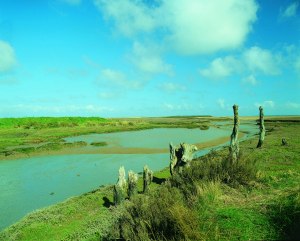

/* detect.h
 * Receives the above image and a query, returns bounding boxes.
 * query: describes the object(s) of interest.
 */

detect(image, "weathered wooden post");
[229,104,239,162]
[169,143,179,175]
[282,138,288,146]
[127,170,138,199]
[257,106,265,148]
[113,166,127,205]
[169,142,197,175]
[143,165,153,193]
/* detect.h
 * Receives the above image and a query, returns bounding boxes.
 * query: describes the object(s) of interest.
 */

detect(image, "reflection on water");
[0,123,257,230]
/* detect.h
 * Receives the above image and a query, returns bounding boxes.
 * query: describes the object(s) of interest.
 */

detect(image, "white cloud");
[0,40,17,72]
[243,46,280,75]
[255,100,275,108]
[200,56,238,79]
[159,82,186,92]
[200,46,281,80]
[282,2,299,17]
[95,0,258,55]
[160,0,258,55]
[242,75,257,85]
[130,42,173,75]
[94,0,156,37]
[100,68,142,89]
[60,0,82,6]
[217,98,225,109]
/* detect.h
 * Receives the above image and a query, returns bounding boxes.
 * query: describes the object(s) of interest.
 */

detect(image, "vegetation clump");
[90,141,107,147]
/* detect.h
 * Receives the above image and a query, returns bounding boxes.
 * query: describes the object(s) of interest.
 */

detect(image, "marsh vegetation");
[0,116,299,240]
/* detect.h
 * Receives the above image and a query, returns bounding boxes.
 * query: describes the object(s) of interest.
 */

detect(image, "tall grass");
[104,150,259,240]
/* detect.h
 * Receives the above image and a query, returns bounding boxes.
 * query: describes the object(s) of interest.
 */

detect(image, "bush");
[177,150,257,185]
[106,183,201,241]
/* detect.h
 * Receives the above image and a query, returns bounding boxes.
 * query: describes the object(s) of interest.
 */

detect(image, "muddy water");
[0,123,257,230]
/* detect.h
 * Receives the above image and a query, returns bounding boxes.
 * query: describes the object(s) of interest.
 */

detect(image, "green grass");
[0,119,299,240]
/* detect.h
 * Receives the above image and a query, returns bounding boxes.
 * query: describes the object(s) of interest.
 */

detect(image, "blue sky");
[0,0,299,117]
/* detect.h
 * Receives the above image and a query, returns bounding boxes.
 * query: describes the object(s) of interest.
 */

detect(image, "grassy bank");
[0,116,211,160]
[0,119,299,240]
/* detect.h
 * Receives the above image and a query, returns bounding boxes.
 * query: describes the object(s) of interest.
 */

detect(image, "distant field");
[1,115,299,160]
[0,116,212,160]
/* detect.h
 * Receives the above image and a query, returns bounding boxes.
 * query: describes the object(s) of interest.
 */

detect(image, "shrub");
[106,183,201,241]
[169,150,258,204]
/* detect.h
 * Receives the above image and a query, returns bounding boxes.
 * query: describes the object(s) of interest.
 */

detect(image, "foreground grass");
[1,120,299,240]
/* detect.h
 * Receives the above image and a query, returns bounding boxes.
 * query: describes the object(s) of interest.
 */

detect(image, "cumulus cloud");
[282,2,299,17]
[130,42,173,75]
[160,0,258,54]
[0,40,17,72]
[255,100,275,108]
[200,46,281,80]
[100,68,142,89]
[95,0,258,55]
[94,0,156,36]
[200,56,238,79]
[243,46,280,75]
[242,75,257,85]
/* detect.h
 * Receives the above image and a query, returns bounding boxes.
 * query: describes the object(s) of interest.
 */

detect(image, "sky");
[0,0,300,117]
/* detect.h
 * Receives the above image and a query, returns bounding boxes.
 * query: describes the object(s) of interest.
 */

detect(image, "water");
[64,127,231,149]
[0,124,257,230]
[0,153,168,230]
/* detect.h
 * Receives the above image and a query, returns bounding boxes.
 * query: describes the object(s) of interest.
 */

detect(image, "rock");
[169,142,197,175]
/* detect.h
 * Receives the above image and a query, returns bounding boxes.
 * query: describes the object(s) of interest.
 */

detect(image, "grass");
[0,118,299,240]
